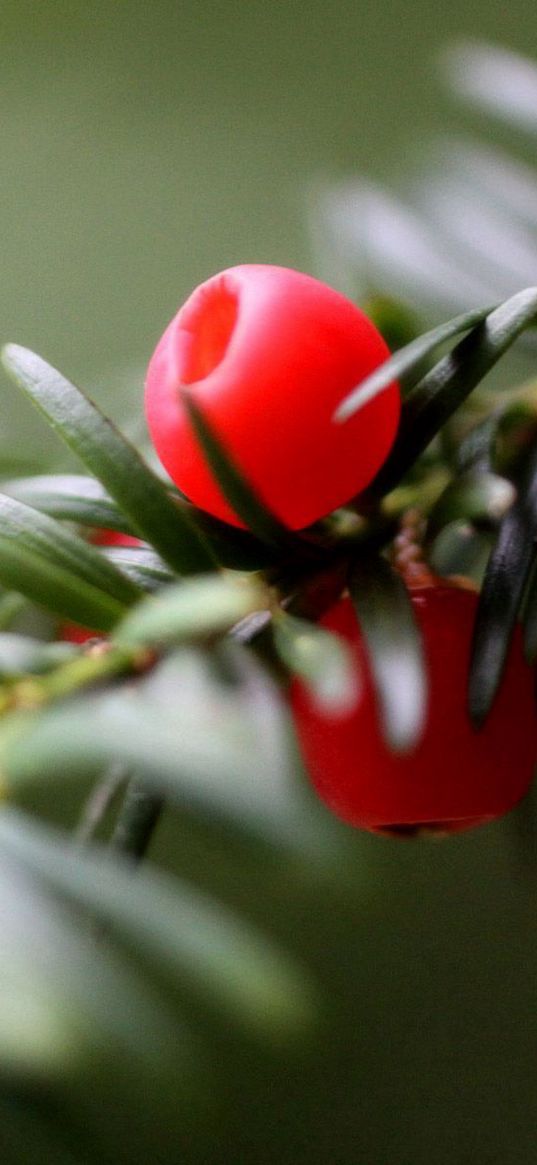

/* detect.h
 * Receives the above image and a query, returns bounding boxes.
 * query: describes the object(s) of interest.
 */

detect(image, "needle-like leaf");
[348,556,427,752]
[1,346,217,575]
[368,286,537,498]
[182,392,323,558]
[335,304,492,422]
[469,448,537,724]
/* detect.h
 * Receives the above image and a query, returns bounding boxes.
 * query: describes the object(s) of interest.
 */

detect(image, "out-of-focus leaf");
[75,764,128,845]
[0,808,319,1043]
[443,41,537,135]
[273,611,360,714]
[0,493,140,607]
[348,556,427,752]
[0,537,126,630]
[406,129,537,303]
[368,287,537,499]
[115,574,268,648]
[426,470,516,541]
[109,778,164,863]
[0,846,206,1165]
[1,345,217,576]
[429,520,493,587]
[311,179,498,319]
[469,450,537,724]
[102,546,175,592]
[1,473,132,532]
[0,848,197,1081]
[0,592,28,630]
[1,646,324,853]
[427,136,537,237]
[0,634,76,677]
[313,39,537,338]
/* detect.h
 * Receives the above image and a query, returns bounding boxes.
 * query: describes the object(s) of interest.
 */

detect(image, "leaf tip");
[1,343,36,385]
[1,343,18,371]
[332,399,351,425]
[467,673,490,731]
[334,375,393,426]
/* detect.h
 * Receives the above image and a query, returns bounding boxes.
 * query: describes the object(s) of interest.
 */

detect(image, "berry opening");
[178,276,239,384]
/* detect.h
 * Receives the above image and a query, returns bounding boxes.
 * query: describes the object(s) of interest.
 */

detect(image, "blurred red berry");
[90,529,141,549]
[144,264,400,529]
[291,582,537,834]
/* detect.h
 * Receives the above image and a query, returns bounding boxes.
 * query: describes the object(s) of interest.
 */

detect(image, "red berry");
[144,265,400,530]
[291,584,537,834]
[59,622,100,647]
[90,529,141,549]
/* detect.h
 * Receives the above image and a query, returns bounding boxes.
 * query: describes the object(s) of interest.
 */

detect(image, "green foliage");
[352,287,537,498]
[469,441,537,722]
[0,808,319,1043]
[1,346,217,576]
[114,574,269,648]
[2,473,135,531]
[348,555,427,752]
[0,280,536,785]
[272,609,359,714]
[1,68,537,1152]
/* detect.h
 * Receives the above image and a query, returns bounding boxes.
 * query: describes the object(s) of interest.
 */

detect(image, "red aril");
[291,582,537,834]
[145,265,400,530]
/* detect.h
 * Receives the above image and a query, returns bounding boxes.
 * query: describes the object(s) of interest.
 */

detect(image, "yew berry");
[89,530,142,550]
[291,582,537,834]
[144,265,400,530]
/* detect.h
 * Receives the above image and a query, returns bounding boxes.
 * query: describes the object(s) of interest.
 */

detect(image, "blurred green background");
[1,0,536,437]
[3,2,537,1163]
